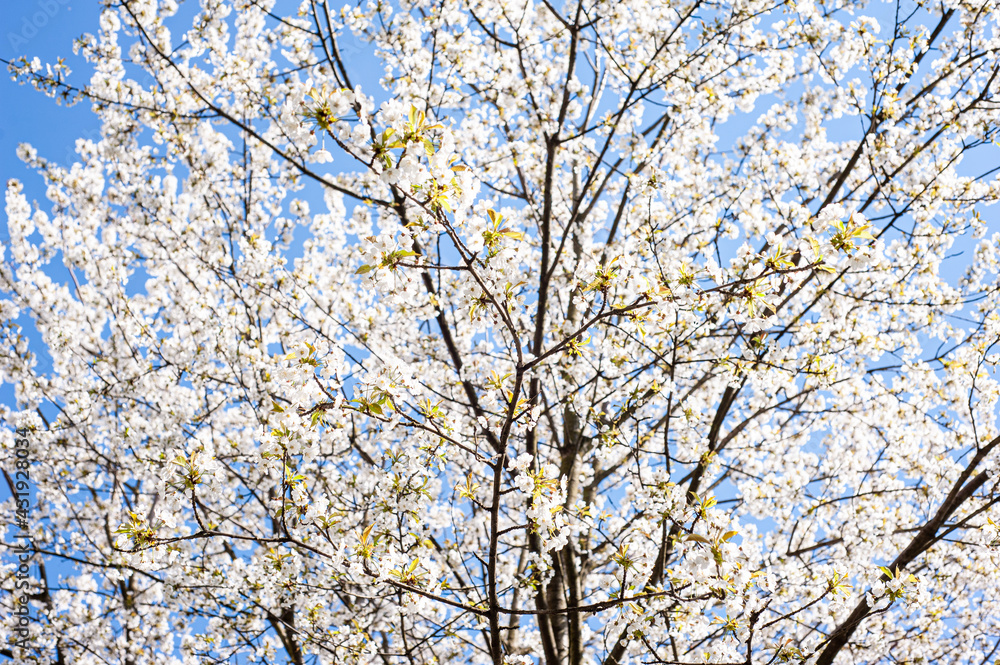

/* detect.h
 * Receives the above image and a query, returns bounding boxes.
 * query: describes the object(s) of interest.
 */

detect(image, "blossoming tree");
[2,0,1000,663]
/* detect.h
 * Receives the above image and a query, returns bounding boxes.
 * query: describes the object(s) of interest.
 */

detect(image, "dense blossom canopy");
[2,0,1000,663]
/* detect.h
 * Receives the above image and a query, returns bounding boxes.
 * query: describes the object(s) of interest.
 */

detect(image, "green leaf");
[808,236,822,258]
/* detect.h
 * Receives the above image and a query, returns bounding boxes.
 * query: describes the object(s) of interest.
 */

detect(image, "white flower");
[509,452,534,471]
[6,1,1000,661]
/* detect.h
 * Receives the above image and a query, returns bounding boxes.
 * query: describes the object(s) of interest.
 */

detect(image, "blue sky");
[0,0,101,592]
[1,0,101,190]
[1,0,102,413]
